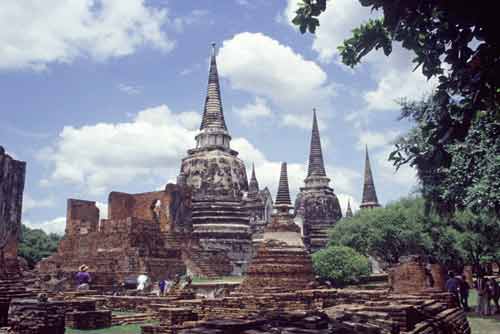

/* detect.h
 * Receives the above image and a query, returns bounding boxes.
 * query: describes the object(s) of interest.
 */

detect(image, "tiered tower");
[244,164,273,242]
[294,110,342,252]
[178,44,252,275]
[360,146,380,209]
[240,162,314,292]
[345,200,353,218]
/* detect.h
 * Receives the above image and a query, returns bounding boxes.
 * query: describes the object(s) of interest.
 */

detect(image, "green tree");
[330,197,433,264]
[18,225,62,268]
[312,245,370,285]
[293,0,500,216]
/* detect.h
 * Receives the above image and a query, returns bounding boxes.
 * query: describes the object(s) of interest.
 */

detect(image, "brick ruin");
[295,110,342,252]
[240,163,315,292]
[38,184,191,286]
[0,146,26,277]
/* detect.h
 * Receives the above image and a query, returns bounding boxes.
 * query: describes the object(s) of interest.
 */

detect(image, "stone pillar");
[463,266,474,287]
[429,263,446,291]
[0,146,26,277]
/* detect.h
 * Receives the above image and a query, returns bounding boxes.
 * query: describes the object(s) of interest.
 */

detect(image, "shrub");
[312,245,370,286]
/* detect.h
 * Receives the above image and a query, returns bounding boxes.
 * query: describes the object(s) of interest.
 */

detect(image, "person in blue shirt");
[75,265,91,291]
[445,271,460,306]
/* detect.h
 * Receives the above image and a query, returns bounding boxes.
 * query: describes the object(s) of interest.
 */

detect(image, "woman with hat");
[75,265,92,291]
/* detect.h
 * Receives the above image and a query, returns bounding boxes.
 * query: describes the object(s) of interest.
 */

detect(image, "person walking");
[476,275,491,316]
[159,279,166,296]
[487,278,499,314]
[445,272,460,307]
[75,265,91,291]
[458,274,470,311]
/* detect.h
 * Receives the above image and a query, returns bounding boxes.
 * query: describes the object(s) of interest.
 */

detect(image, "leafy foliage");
[18,224,62,268]
[293,0,500,216]
[328,197,499,273]
[312,245,370,285]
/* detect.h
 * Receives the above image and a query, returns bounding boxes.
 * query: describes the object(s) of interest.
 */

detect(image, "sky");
[0,0,435,235]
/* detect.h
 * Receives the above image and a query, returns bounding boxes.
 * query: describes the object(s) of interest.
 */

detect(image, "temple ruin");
[295,110,342,252]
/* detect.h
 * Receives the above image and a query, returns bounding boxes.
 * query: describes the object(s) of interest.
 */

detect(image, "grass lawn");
[66,323,151,334]
[466,290,500,334]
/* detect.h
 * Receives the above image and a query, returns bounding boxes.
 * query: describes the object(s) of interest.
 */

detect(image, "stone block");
[66,310,112,329]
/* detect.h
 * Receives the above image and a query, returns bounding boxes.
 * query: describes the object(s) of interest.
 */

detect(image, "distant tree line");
[18,225,62,268]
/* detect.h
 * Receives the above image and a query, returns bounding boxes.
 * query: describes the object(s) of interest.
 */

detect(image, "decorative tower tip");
[360,145,380,209]
[275,162,292,210]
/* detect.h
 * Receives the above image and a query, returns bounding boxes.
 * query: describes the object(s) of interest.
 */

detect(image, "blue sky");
[0,0,434,234]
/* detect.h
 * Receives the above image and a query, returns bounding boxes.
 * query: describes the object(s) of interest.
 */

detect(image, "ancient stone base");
[66,310,112,329]
[8,299,65,334]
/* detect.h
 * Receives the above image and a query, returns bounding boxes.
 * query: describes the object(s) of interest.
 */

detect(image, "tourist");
[137,274,149,292]
[476,275,491,316]
[487,278,499,314]
[444,272,460,306]
[159,279,167,296]
[458,275,470,311]
[75,265,91,291]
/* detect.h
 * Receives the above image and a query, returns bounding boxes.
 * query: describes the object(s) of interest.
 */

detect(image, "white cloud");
[25,217,66,235]
[40,105,198,195]
[282,0,434,114]
[218,32,335,125]
[0,0,174,70]
[117,83,141,95]
[23,194,55,213]
[282,0,375,64]
[233,97,273,124]
[357,130,401,150]
[374,147,417,188]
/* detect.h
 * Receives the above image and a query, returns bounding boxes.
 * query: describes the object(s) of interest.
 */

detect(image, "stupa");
[240,162,314,292]
[177,44,252,275]
[244,163,273,242]
[359,146,381,209]
[294,110,342,252]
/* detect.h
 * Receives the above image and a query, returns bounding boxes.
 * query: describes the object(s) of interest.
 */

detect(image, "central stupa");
[177,44,252,275]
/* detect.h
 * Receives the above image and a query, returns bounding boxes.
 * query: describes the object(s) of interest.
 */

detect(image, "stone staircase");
[182,248,232,278]
[0,277,37,326]
[112,312,156,326]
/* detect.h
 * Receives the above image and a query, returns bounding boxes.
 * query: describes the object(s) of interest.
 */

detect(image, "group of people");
[445,271,500,315]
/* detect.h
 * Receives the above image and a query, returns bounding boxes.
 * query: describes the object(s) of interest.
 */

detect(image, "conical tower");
[345,200,353,218]
[195,43,232,150]
[304,109,330,188]
[178,44,251,276]
[275,162,292,211]
[248,163,259,199]
[240,162,314,293]
[295,109,342,252]
[360,146,380,209]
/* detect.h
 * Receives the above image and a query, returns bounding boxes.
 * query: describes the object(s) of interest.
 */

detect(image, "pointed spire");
[307,109,327,178]
[248,163,259,199]
[200,43,228,131]
[275,162,292,209]
[345,200,353,218]
[360,145,380,209]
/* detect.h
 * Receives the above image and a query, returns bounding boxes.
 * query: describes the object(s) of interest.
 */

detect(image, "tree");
[312,245,370,285]
[293,0,500,216]
[18,225,62,268]
[329,197,433,264]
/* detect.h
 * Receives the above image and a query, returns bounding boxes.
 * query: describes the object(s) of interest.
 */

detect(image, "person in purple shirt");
[75,265,91,291]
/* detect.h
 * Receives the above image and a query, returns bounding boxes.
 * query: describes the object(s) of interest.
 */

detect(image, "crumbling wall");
[107,184,191,233]
[66,199,99,235]
[0,146,26,275]
[389,256,445,294]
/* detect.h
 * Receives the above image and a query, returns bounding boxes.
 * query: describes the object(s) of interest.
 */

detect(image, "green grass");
[466,290,500,334]
[66,323,149,334]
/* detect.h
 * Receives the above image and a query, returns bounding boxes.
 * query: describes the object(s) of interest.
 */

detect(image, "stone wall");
[8,299,66,334]
[0,146,26,276]
[388,257,445,294]
[38,185,192,286]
